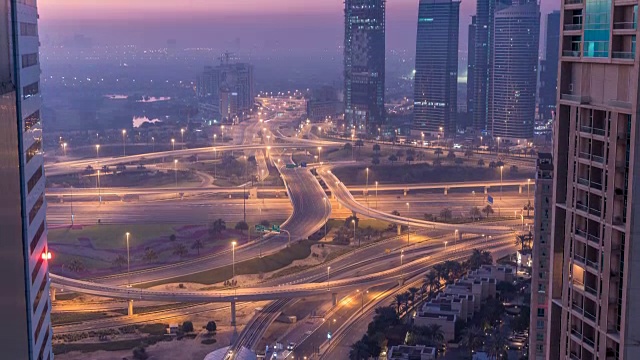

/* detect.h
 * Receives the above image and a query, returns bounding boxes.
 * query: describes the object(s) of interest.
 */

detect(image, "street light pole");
[365,168,369,213]
[181,128,185,149]
[97,170,101,204]
[171,138,175,151]
[327,266,331,290]
[375,181,378,209]
[406,202,410,244]
[352,219,358,247]
[95,144,100,162]
[500,166,504,200]
[232,241,237,280]
[151,137,155,152]
[318,146,322,163]
[323,198,328,241]
[122,129,127,156]
[125,232,131,287]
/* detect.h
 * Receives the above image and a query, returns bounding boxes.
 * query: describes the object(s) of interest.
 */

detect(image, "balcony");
[562,94,590,103]
[612,51,635,60]
[585,284,598,296]
[613,21,636,30]
[584,335,596,348]
[578,177,590,186]
[576,202,589,213]
[586,258,599,271]
[584,310,596,322]
[563,50,581,57]
[565,0,583,3]
[592,155,605,164]
[564,24,583,31]
[574,253,586,265]
[608,99,632,109]
[575,228,600,243]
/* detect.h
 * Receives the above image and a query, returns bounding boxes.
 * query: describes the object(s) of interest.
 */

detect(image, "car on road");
[286,342,296,351]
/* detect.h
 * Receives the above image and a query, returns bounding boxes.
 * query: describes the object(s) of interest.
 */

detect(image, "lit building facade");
[547,0,639,357]
[488,1,540,142]
[412,0,460,138]
[0,0,53,358]
[344,0,386,133]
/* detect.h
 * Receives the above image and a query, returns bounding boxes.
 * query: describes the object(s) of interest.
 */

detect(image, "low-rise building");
[413,313,457,342]
[387,344,437,360]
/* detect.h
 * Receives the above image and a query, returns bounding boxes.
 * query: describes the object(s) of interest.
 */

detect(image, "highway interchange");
[47,98,529,359]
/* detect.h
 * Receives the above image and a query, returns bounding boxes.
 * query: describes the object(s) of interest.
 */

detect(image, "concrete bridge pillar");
[398,278,405,286]
[404,188,408,196]
[519,185,523,194]
[484,186,489,195]
[458,232,463,242]
[352,211,357,218]
[231,301,237,326]
[332,293,338,306]
[50,288,56,302]
[397,224,402,235]
[444,187,449,195]
[127,300,134,316]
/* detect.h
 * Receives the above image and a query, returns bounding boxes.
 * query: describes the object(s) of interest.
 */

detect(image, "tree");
[433,158,442,167]
[447,151,456,161]
[373,143,381,153]
[345,215,359,228]
[510,165,519,174]
[182,321,194,333]
[235,221,249,234]
[470,206,482,221]
[391,210,401,216]
[355,139,365,149]
[67,259,86,273]
[169,234,176,242]
[465,149,474,158]
[113,254,127,269]
[406,155,415,163]
[467,249,493,270]
[206,320,217,334]
[343,142,353,151]
[477,159,485,167]
[434,148,443,158]
[423,271,438,295]
[247,155,257,163]
[439,207,453,221]
[209,219,226,238]
[132,346,149,360]
[173,243,188,258]
[143,247,158,262]
[515,234,529,252]
[191,239,205,255]
[454,158,464,165]
[388,154,398,164]
[488,330,509,359]
[349,339,371,360]
[392,294,406,314]
[460,326,484,358]
[371,157,380,166]
[259,220,271,228]
[482,205,495,218]
[408,287,420,304]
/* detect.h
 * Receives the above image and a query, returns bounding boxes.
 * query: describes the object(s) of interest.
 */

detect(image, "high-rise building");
[196,54,254,124]
[488,1,540,142]
[471,0,511,132]
[412,0,460,138]
[529,153,553,360]
[546,1,638,358]
[539,11,561,122]
[344,0,386,134]
[0,0,53,359]
[467,16,477,121]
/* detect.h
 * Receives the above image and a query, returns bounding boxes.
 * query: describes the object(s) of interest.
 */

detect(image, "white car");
[286,342,296,351]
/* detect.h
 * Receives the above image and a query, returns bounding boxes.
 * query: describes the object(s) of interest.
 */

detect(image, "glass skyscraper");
[0,0,52,358]
[344,0,386,134]
[412,0,460,138]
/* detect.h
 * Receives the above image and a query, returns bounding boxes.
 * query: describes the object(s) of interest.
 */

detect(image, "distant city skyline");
[39,0,559,55]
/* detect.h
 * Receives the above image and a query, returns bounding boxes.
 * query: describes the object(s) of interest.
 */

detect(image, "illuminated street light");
[231,241,237,280]
[171,138,175,151]
[122,129,127,156]
[125,232,131,287]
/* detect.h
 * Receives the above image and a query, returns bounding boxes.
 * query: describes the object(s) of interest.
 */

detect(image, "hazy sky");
[39,0,559,54]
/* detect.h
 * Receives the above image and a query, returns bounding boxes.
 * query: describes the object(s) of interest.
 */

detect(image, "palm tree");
[470,206,482,221]
[423,271,438,296]
[209,219,226,238]
[433,263,446,285]
[393,294,405,314]
[460,326,484,357]
[173,243,188,258]
[488,331,509,359]
[482,205,494,218]
[113,254,127,269]
[434,148,443,158]
[408,287,419,305]
[191,239,205,255]
[439,208,453,222]
[424,324,445,348]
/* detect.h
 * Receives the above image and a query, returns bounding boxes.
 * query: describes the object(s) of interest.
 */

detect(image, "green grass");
[326,219,391,232]
[52,335,167,355]
[333,163,534,186]
[51,311,119,326]
[49,224,178,250]
[138,240,316,287]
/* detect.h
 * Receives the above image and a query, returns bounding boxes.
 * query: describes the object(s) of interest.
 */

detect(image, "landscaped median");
[137,240,316,288]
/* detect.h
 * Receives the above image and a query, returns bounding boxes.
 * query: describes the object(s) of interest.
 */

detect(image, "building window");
[24,110,40,132]
[26,138,42,163]
[537,320,545,329]
[22,81,39,99]
[29,193,44,225]
[21,53,38,68]
[27,167,43,194]
[19,22,38,36]
[538,308,545,317]
[537,333,544,341]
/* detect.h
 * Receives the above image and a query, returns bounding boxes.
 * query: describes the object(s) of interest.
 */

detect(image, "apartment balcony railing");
[612,51,635,60]
[584,310,596,322]
[586,258,599,271]
[578,177,590,186]
[576,203,589,212]
[613,21,636,30]
[562,94,590,103]
[574,253,586,264]
[585,284,598,295]
[565,0,583,4]
[584,336,596,348]
[563,50,581,57]
[564,24,583,31]
[571,328,583,339]
[580,125,606,136]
